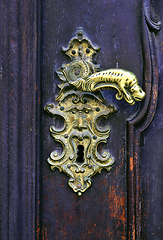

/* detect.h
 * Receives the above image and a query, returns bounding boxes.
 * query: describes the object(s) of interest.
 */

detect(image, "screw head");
[93,135,97,140]
[86,48,90,53]
[72,50,76,54]
[60,106,64,111]
[78,191,82,196]
[53,151,58,157]
[88,164,92,169]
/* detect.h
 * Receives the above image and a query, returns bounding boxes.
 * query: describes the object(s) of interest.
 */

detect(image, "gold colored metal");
[44,28,145,195]
[44,94,116,196]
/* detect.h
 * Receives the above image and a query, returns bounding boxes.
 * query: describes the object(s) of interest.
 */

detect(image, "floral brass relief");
[44,27,145,196]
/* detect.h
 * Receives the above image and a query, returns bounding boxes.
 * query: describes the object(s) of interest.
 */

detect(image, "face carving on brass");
[44,27,145,195]
[44,93,116,195]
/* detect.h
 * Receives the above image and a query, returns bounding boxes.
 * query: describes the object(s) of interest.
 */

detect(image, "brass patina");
[44,28,145,196]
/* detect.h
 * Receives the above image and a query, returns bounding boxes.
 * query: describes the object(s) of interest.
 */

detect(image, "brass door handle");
[44,28,145,196]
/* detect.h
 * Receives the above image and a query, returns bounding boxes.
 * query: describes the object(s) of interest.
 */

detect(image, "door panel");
[42,1,141,239]
[1,0,163,239]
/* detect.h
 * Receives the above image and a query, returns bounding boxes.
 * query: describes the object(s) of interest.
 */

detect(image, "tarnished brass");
[44,28,145,195]
[45,95,116,196]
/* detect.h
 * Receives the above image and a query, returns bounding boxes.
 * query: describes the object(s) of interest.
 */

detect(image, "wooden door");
[1,0,163,239]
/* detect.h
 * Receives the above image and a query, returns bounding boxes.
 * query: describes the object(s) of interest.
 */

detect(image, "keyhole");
[76,145,84,163]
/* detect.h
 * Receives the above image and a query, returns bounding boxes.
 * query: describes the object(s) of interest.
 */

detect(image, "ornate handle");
[44,28,145,196]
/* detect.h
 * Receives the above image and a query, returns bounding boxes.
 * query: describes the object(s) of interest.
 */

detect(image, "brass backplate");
[44,28,145,196]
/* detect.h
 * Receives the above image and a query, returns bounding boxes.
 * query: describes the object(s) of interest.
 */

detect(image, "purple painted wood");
[0,0,41,239]
[41,0,141,239]
[139,1,163,238]
[127,0,162,238]
[1,0,163,239]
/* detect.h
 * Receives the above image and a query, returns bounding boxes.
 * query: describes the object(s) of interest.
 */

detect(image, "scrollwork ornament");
[44,28,145,195]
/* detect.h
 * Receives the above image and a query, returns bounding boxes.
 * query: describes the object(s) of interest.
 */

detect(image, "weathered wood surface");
[1,0,163,239]
[0,0,40,239]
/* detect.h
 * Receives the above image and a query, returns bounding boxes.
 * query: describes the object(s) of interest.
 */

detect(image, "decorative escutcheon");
[44,27,145,196]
